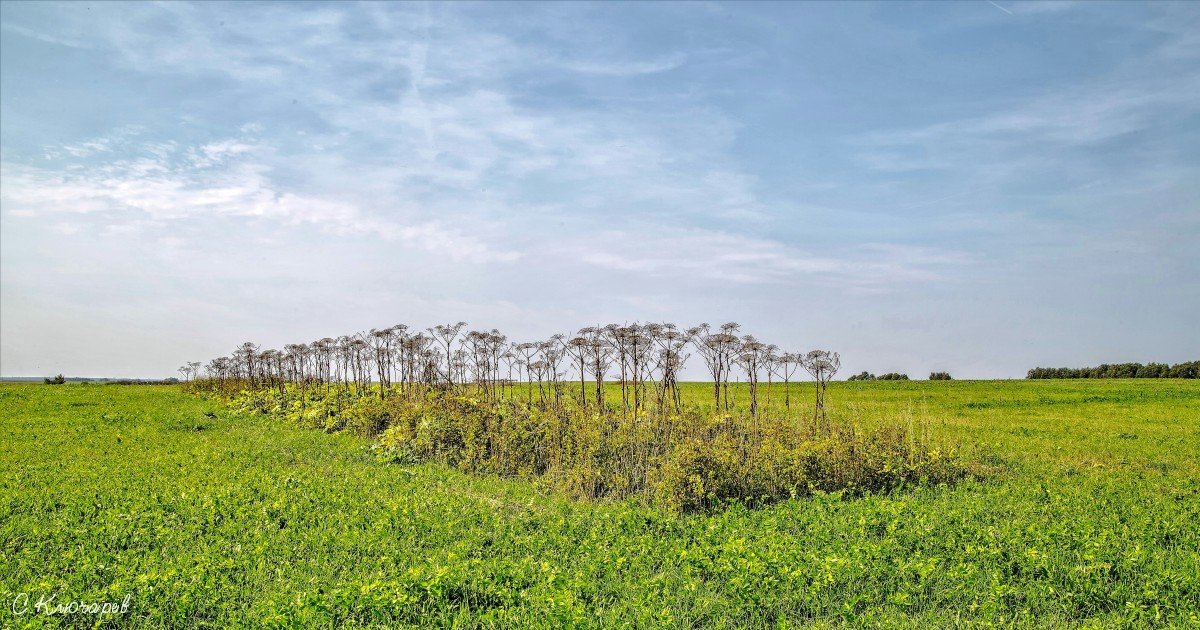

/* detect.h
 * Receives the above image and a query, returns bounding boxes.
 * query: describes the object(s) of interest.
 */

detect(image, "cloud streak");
[4,133,520,264]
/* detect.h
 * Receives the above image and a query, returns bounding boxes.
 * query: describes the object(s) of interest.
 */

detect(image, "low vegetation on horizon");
[1027,361,1200,379]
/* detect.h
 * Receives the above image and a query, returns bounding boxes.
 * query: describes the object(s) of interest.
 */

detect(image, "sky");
[1,1,1197,379]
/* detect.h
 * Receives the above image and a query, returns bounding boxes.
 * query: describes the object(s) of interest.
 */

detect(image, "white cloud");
[2,2,972,291]
[42,125,145,160]
[3,135,520,264]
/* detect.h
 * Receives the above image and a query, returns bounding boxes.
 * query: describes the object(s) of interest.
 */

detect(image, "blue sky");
[1,1,1197,378]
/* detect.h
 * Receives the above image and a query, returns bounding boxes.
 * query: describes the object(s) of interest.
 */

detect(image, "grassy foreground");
[1,381,1199,627]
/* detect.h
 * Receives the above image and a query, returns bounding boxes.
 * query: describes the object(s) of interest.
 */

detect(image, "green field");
[2,380,1199,627]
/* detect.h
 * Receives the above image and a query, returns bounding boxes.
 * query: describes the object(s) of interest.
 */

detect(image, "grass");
[1,380,1198,627]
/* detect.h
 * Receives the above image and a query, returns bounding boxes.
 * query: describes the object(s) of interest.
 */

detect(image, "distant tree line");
[41,376,181,385]
[1027,361,1199,379]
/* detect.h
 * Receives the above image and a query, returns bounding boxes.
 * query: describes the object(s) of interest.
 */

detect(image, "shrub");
[654,432,751,512]
[226,384,974,511]
[237,386,971,513]
[877,373,909,381]
[847,371,876,381]
[929,372,952,380]
[649,421,966,512]
[337,397,394,438]
[43,374,66,385]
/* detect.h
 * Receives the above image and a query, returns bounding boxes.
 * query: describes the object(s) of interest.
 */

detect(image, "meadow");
[2,380,1198,627]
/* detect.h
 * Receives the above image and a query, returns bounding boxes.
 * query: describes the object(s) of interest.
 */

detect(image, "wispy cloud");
[564,227,970,291]
[856,73,1199,175]
[0,21,90,48]
[4,133,520,264]
[854,10,1200,180]
[42,125,146,160]
[557,52,687,76]
[0,1,1033,297]
[986,1,1013,17]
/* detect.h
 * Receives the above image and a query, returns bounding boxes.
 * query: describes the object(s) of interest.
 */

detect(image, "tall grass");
[221,385,969,511]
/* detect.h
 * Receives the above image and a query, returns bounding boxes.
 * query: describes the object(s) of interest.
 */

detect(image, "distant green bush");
[1027,361,1198,379]
[43,374,66,385]
[852,372,910,381]
[929,372,952,380]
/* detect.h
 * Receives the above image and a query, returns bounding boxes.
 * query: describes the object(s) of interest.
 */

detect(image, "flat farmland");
[2,380,1198,627]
